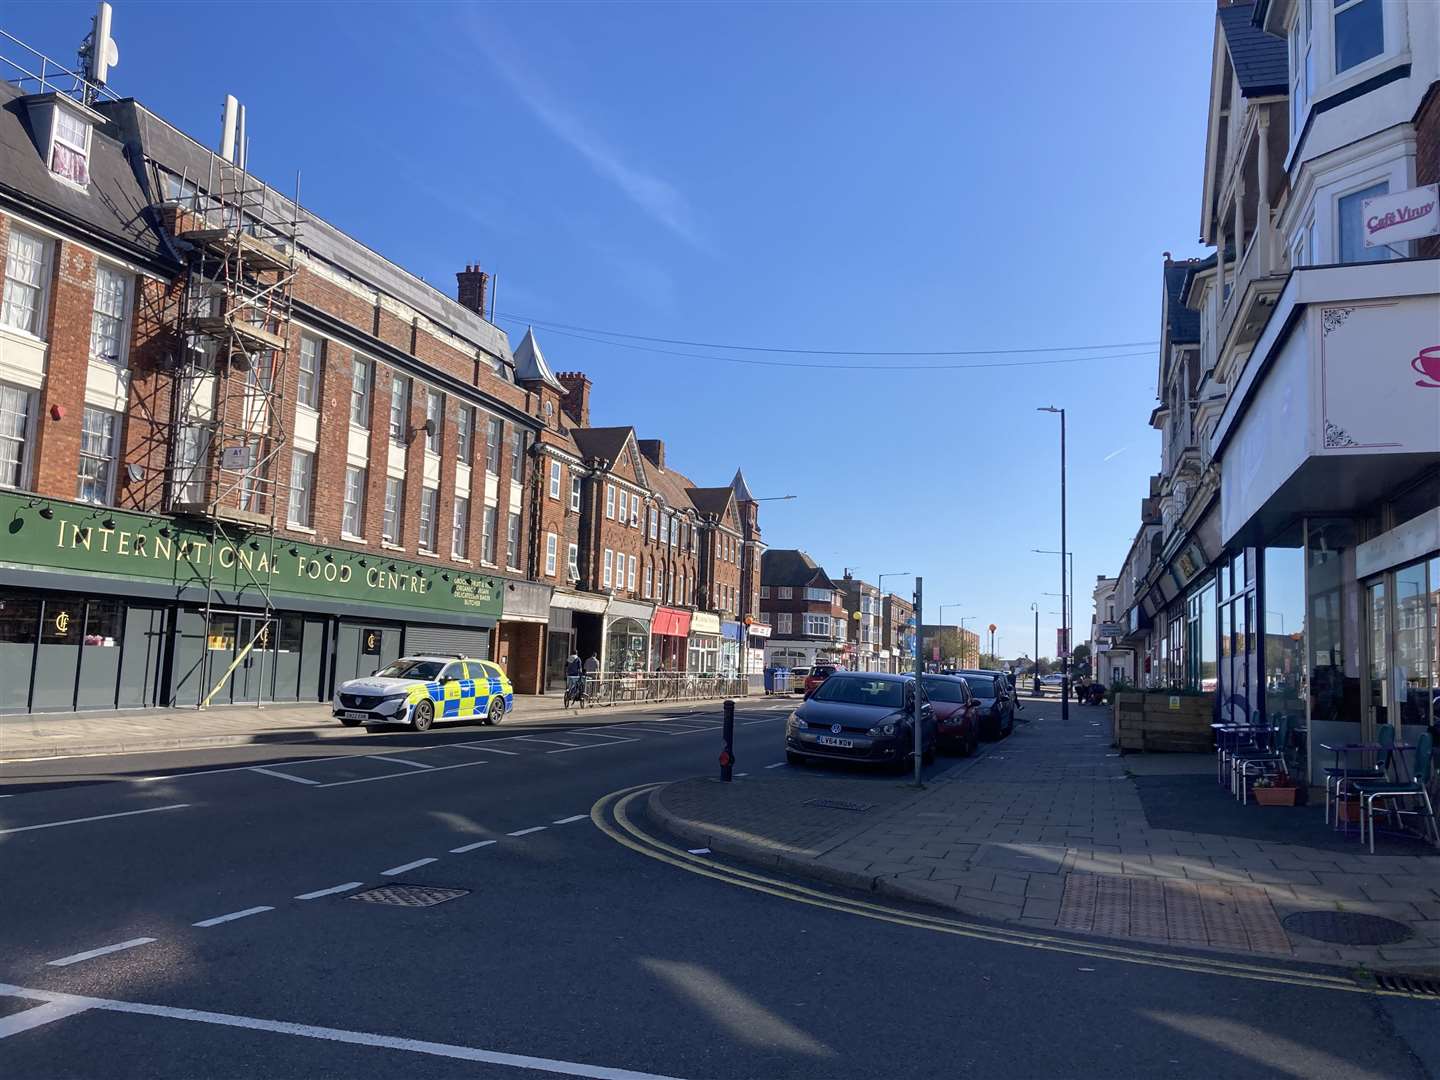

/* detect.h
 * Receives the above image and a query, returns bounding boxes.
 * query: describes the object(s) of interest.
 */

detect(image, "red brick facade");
[1416,81,1440,259]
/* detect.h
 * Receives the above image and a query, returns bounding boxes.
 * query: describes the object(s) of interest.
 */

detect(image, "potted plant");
[1252,770,1299,806]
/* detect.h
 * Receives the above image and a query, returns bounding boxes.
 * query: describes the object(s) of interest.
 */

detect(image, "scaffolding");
[165,155,302,709]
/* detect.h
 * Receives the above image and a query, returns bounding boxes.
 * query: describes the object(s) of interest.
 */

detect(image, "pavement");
[648,698,1440,975]
[0,689,779,763]
[2,696,1438,1078]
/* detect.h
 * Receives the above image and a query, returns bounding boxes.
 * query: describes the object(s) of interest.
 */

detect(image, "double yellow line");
[592,782,1413,999]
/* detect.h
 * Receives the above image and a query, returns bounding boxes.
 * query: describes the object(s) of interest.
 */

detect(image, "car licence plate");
[817,735,853,748]
[342,711,369,721]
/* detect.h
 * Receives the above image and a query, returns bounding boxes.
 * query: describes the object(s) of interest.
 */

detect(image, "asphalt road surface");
[1,702,1435,1079]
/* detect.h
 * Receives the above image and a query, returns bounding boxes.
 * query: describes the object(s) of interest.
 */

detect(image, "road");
[0,701,1435,1079]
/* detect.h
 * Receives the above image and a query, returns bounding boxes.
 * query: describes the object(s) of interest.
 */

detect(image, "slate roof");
[98,98,515,373]
[1218,3,1289,97]
[570,426,636,467]
[687,487,735,519]
[762,549,837,590]
[512,327,564,390]
[731,469,756,503]
[1164,260,1202,345]
[0,83,169,265]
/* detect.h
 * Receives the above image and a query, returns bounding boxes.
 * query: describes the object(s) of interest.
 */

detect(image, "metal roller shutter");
[404,625,490,660]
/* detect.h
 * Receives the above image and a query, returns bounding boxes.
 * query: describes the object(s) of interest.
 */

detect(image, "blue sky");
[9,0,1216,659]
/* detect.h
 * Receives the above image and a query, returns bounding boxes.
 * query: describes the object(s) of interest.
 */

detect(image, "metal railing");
[565,672,750,707]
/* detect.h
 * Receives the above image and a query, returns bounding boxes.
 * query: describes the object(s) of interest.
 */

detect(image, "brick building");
[758,550,846,671]
[882,592,915,674]
[838,575,881,671]
[0,21,766,715]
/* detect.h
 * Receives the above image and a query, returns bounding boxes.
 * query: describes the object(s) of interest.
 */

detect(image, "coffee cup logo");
[1413,346,1440,389]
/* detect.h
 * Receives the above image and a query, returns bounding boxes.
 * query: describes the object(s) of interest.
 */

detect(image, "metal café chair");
[1352,731,1438,854]
[1325,724,1394,828]
[1233,714,1291,805]
[1214,717,1263,787]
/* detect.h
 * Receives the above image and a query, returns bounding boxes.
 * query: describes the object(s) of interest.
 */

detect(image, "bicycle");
[563,675,588,709]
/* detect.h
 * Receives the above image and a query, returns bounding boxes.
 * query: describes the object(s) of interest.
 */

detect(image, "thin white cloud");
[1103,446,1128,462]
[464,16,703,248]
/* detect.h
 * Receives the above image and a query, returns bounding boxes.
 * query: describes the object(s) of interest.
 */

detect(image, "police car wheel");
[411,700,435,732]
[486,697,504,726]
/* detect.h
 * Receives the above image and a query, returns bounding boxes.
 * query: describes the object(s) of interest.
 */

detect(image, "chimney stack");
[556,371,591,428]
[456,263,490,316]
[637,439,665,469]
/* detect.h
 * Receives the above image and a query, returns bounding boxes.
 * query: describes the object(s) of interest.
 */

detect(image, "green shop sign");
[0,492,503,621]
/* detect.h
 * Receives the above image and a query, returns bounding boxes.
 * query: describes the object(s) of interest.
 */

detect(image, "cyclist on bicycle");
[564,652,583,704]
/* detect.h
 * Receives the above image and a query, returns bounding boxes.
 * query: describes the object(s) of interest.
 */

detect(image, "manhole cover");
[1282,911,1413,945]
[803,798,873,812]
[350,883,470,908]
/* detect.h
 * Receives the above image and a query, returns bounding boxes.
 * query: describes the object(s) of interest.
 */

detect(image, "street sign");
[220,445,251,470]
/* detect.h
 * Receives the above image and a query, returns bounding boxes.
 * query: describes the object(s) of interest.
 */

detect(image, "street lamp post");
[1032,549,1074,667]
[1038,406,1069,722]
[1030,602,1039,697]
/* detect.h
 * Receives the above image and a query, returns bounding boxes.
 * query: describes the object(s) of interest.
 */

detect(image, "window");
[89,264,130,366]
[1334,0,1383,74]
[1289,0,1314,137]
[776,612,792,635]
[549,461,562,499]
[644,563,653,598]
[389,375,410,443]
[606,484,616,519]
[383,477,404,544]
[456,405,474,462]
[670,516,679,547]
[805,614,832,637]
[297,335,322,409]
[173,423,210,505]
[238,439,267,514]
[2,229,50,336]
[342,466,366,536]
[760,586,770,598]
[482,505,498,564]
[287,449,314,527]
[510,426,526,482]
[777,587,793,600]
[630,500,639,527]
[567,543,579,580]
[506,511,521,570]
[73,406,118,504]
[425,390,443,453]
[417,487,438,552]
[1339,181,1390,263]
[627,554,636,590]
[603,549,614,588]
[452,495,470,559]
[618,489,628,524]
[692,528,698,555]
[648,508,658,540]
[545,532,557,576]
[350,359,371,428]
[50,106,90,185]
[570,476,582,512]
[804,587,831,602]
[485,417,503,474]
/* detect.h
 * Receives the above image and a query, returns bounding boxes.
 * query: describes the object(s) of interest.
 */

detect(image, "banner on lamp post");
[1057,628,1071,657]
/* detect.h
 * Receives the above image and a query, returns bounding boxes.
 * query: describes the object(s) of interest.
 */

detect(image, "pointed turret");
[731,468,756,504]
[513,326,564,390]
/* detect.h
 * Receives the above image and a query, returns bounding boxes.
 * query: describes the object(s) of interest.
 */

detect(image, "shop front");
[604,599,654,674]
[650,606,691,671]
[545,590,606,692]
[720,620,743,676]
[0,492,503,714]
[687,611,721,674]
[494,579,552,695]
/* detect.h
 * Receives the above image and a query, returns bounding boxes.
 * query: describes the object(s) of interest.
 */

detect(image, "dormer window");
[50,105,91,187]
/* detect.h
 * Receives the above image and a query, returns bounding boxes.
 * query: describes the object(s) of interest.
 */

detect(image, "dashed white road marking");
[46,938,155,967]
[193,906,274,928]
[449,840,497,854]
[450,742,520,755]
[367,755,433,770]
[507,826,546,837]
[734,773,749,777]
[381,858,437,876]
[0,803,190,835]
[742,718,778,725]
[764,762,788,769]
[511,736,585,748]
[553,814,587,825]
[687,848,710,855]
[0,982,689,1078]
[295,882,364,900]
[250,766,320,785]
[313,761,485,788]
[548,738,640,753]
[0,999,90,1038]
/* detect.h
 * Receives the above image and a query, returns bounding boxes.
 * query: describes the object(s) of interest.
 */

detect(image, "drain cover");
[350,883,470,908]
[1282,911,1413,945]
[1376,973,1440,997]
[803,797,873,812]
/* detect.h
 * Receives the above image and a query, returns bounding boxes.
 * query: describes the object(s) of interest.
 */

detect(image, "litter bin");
[764,666,789,695]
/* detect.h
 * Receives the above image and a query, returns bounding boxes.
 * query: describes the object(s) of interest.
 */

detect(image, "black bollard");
[720,699,735,782]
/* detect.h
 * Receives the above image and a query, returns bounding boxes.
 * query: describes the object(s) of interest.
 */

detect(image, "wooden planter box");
[1252,785,1298,806]
[1335,798,1361,824]
[1112,692,1214,753]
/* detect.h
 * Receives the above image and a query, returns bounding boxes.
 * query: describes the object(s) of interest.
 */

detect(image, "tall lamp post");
[1038,406,1069,722]
[1032,548,1073,669]
[1030,602,1039,697]
[878,572,911,673]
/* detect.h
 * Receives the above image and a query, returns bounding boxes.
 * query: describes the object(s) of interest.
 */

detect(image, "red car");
[919,674,981,756]
[803,663,841,696]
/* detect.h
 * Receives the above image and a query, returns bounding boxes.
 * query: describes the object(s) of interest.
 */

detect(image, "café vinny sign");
[0,491,502,620]
[1363,184,1439,248]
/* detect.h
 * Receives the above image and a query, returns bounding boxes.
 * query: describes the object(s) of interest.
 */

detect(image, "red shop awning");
[651,607,692,637]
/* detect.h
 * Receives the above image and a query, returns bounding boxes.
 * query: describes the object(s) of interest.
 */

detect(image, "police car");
[332,655,513,732]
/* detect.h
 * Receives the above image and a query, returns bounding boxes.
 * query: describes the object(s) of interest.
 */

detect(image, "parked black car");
[786,672,937,772]
[955,670,1014,739]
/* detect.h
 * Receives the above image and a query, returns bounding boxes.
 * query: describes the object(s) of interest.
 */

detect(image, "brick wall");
[1416,81,1440,259]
